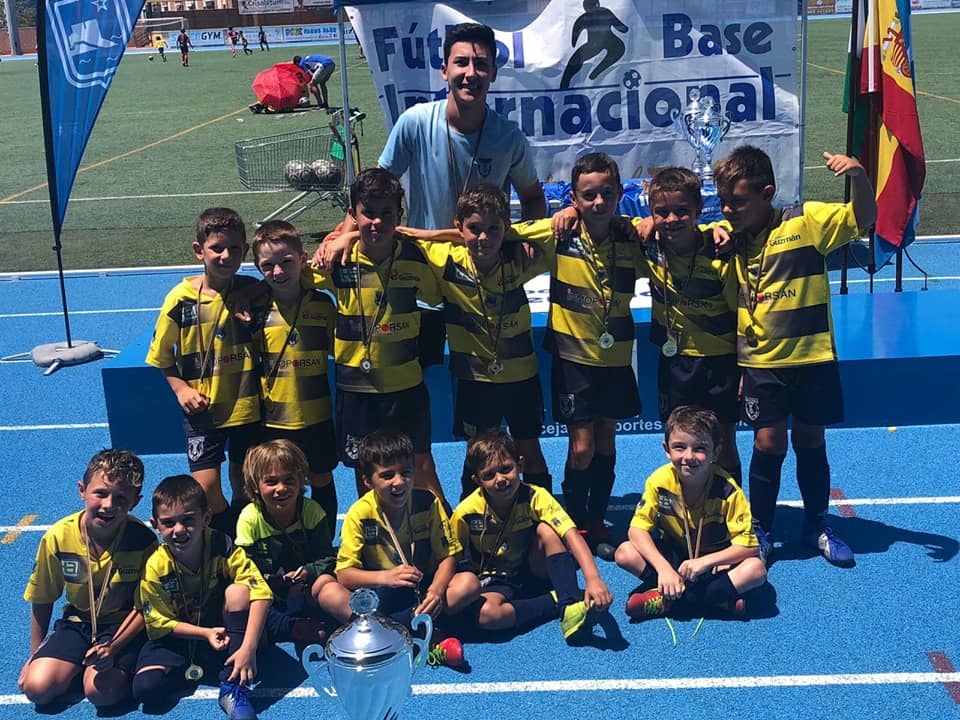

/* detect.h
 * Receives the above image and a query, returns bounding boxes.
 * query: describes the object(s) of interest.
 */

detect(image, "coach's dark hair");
[443,23,497,63]
[152,474,208,518]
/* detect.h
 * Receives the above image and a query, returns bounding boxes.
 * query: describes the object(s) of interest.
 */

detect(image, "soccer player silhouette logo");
[560,0,628,90]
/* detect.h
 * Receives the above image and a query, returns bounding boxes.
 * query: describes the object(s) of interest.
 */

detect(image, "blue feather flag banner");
[38,0,144,236]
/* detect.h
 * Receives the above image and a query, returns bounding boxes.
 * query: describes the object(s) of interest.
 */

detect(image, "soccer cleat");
[625,589,671,620]
[218,682,258,720]
[754,526,774,566]
[804,524,855,567]
[559,599,590,642]
[426,637,465,668]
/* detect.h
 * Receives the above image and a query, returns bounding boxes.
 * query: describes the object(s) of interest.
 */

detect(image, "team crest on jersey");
[657,489,674,513]
[187,437,205,463]
[477,158,493,178]
[744,395,760,422]
[558,394,576,419]
[59,556,83,583]
[344,434,361,461]
[160,575,181,597]
[362,520,380,541]
[49,0,135,89]
[181,303,199,325]
[332,265,359,287]
[468,516,485,533]
[462,422,477,438]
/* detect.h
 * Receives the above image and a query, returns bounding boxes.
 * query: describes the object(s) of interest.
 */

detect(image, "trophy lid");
[325,589,414,666]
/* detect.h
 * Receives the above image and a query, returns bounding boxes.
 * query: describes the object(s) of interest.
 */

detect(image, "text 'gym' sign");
[347,0,800,203]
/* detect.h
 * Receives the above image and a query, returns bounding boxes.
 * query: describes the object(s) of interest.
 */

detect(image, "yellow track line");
[807,62,960,104]
[1,514,38,544]
[0,107,250,204]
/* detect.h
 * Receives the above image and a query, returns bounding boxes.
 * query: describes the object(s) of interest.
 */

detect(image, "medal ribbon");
[80,516,117,641]
[195,280,230,396]
[467,257,506,370]
[378,499,420,601]
[354,248,397,369]
[263,290,307,397]
[583,226,616,334]
[659,238,698,349]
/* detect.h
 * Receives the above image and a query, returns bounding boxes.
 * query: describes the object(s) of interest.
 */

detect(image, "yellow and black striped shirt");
[336,489,460,576]
[255,287,335,428]
[419,237,554,383]
[639,229,738,357]
[24,512,158,625]
[731,202,859,368]
[310,238,441,394]
[146,276,261,428]
[630,463,758,558]
[452,484,576,578]
[140,528,272,639]
[537,218,644,367]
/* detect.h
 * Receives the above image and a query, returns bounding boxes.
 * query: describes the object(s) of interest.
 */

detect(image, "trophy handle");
[410,613,433,673]
[301,643,327,677]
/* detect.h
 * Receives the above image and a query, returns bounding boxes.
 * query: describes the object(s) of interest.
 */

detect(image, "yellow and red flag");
[844,0,925,263]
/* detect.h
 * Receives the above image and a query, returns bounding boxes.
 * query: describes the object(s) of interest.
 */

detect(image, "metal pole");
[797,0,809,205]
[337,8,356,184]
[52,234,74,347]
[3,0,23,55]
[840,0,864,296]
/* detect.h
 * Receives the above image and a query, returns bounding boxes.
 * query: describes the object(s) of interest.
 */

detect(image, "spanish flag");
[844,0,925,264]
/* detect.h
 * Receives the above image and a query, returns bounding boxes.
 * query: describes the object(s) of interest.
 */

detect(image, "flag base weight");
[1,340,118,376]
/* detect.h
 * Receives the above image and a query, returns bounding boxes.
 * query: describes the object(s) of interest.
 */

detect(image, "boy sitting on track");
[320,429,479,668]
[452,430,613,643]
[133,474,272,720]
[614,406,766,620]
[236,440,349,644]
[20,450,157,709]
[250,220,339,537]
[146,208,263,537]
[711,146,877,566]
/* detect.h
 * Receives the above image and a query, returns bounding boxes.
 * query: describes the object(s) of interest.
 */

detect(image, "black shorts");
[335,383,431,467]
[657,353,740,424]
[453,375,544,440]
[33,619,142,676]
[182,418,260,472]
[478,568,549,601]
[740,362,844,427]
[263,421,338,475]
[134,598,226,676]
[551,356,641,426]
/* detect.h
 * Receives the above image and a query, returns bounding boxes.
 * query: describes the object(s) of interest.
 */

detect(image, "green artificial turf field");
[0,12,957,273]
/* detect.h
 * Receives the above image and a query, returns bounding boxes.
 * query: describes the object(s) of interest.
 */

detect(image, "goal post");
[132,17,188,48]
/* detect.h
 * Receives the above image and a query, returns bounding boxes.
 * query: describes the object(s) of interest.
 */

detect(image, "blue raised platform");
[103,289,960,454]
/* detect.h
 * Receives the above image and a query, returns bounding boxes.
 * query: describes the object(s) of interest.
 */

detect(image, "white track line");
[4,497,958,534]
[0,423,108,431]
[0,307,159,319]
[0,671,957,704]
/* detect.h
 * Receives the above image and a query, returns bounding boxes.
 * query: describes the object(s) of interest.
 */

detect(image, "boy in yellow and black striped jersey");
[711,146,876,567]
[146,208,263,537]
[390,184,555,500]
[538,153,645,559]
[20,450,156,709]
[614,407,765,620]
[250,221,339,537]
[307,169,447,507]
[639,167,742,482]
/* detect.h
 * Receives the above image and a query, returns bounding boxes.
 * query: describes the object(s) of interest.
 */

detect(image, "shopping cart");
[234,107,366,227]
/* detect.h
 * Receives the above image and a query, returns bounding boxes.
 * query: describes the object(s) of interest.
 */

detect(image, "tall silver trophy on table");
[670,89,732,182]
[301,588,433,720]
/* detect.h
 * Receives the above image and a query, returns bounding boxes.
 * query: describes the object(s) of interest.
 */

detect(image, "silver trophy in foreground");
[301,588,433,720]
[670,88,732,182]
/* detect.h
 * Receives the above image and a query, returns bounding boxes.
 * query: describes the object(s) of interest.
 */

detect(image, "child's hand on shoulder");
[551,206,579,237]
[823,151,865,177]
[710,225,735,256]
[205,626,229,651]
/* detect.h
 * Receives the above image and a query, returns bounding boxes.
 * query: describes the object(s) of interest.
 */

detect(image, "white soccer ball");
[311,159,343,188]
[284,160,317,190]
